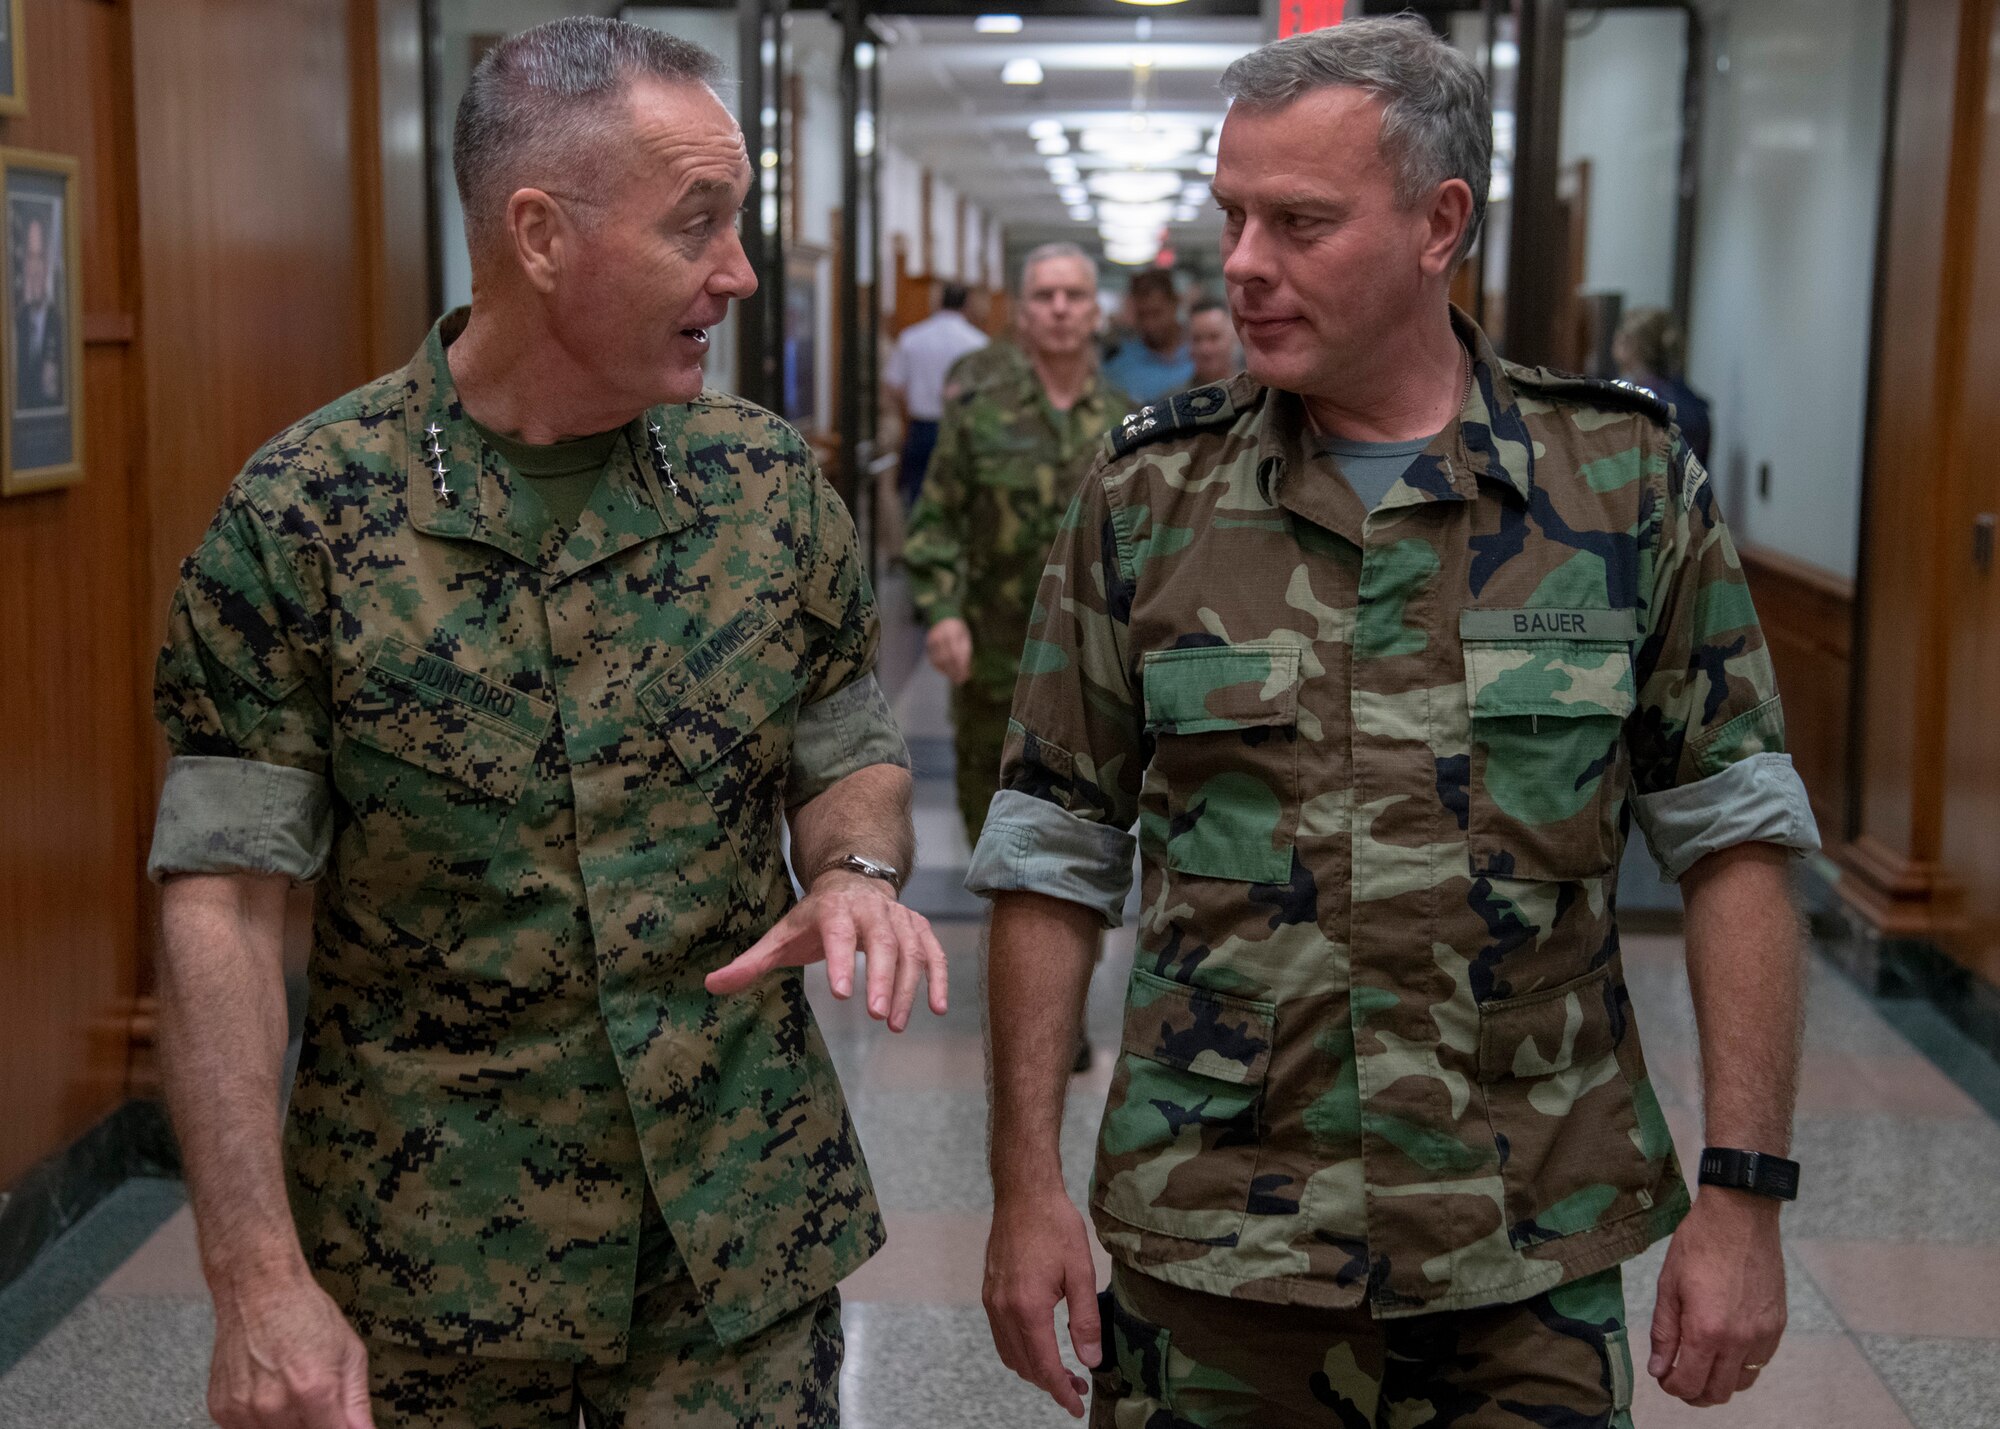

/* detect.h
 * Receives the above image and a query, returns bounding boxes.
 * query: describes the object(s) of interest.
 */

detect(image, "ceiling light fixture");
[1080,123,1200,165]
[975,14,1024,33]
[1060,184,1090,205]
[1036,134,1071,156]
[1002,57,1044,85]
[1114,0,1192,7]
[1088,170,1183,205]
[1068,204,1096,220]
[1027,118,1066,140]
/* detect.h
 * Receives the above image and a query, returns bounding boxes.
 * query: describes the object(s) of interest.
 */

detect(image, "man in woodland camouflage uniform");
[976,21,1819,1428]
[905,242,1130,851]
[147,20,944,1429]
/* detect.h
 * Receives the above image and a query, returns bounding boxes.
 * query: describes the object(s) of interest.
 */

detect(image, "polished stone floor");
[5,654,2000,1427]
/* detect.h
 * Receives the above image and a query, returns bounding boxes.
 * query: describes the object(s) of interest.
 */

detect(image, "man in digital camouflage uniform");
[148,20,944,1429]
[977,21,1818,1428]
[904,242,1131,853]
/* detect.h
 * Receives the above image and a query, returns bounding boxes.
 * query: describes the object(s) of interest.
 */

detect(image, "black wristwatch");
[1697,1147,1800,1202]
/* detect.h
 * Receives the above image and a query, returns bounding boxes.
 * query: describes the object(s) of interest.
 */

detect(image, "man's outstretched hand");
[705,870,948,1031]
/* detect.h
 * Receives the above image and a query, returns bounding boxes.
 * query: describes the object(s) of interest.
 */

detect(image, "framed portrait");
[2,148,83,495]
[0,0,25,119]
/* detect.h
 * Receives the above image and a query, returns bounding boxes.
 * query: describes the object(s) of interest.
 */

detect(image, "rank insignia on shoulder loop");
[648,420,680,496]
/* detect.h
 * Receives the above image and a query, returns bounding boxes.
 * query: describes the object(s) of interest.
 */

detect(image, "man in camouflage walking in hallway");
[904,242,1130,852]
[146,19,944,1429]
[975,19,1820,1427]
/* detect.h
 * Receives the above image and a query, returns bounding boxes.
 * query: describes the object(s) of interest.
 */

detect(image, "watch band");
[1697,1147,1800,1202]
[810,852,905,894]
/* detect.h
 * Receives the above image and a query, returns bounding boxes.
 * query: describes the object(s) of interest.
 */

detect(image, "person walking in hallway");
[147,18,944,1428]
[1103,268,1194,407]
[885,281,990,509]
[1615,305,1713,468]
[974,18,1819,1426]
[1187,296,1240,387]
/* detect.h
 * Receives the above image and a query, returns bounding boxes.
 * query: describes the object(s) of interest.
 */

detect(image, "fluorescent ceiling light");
[1493,40,1519,70]
[1174,206,1198,222]
[1105,244,1158,266]
[1080,124,1201,165]
[1114,0,1192,8]
[1088,170,1183,205]
[1046,159,1081,183]
[1132,53,1154,69]
[1068,204,1096,220]
[1002,57,1045,85]
[1180,183,1210,204]
[1198,154,1217,175]
[1205,128,1220,155]
[1027,118,1066,140]
[975,14,1024,33]
[1060,185,1090,205]
[1036,134,1071,155]
[1097,200,1173,223]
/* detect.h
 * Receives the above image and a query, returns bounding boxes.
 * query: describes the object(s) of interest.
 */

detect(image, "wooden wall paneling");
[1739,545,1854,847]
[0,0,148,1189]
[1840,0,1985,934]
[1936,0,2000,987]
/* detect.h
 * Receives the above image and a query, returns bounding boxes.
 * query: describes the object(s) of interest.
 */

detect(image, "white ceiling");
[875,13,1261,256]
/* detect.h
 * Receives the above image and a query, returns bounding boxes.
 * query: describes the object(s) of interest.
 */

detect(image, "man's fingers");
[1020,1309,1086,1417]
[1064,1256,1102,1370]
[1647,1279,1681,1380]
[820,907,858,999]
[888,918,925,1032]
[1659,1333,1718,1403]
[859,905,897,1020]
[921,917,950,1014]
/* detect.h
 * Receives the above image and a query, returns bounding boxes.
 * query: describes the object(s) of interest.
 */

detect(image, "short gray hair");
[454,17,721,254]
[1221,17,1491,262]
[1018,242,1100,294]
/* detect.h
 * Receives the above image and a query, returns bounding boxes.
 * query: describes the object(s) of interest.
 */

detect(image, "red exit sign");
[1277,0,1345,38]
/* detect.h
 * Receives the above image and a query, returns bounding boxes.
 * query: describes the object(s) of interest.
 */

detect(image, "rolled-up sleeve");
[150,495,333,882]
[1627,435,1820,879]
[786,672,910,808]
[964,463,1145,925]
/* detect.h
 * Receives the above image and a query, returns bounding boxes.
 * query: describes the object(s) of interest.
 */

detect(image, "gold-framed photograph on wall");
[0,0,27,119]
[2,148,83,495]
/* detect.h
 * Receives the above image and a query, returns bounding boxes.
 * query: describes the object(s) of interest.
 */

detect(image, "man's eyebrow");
[680,176,740,202]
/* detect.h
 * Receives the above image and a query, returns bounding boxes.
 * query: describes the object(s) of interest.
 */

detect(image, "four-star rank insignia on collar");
[1109,382,1238,457]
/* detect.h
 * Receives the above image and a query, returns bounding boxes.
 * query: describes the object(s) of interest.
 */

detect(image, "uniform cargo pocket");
[1462,636,1633,882]
[1095,969,1276,1243]
[1141,642,1300,884]
[1477,965,1651,1249]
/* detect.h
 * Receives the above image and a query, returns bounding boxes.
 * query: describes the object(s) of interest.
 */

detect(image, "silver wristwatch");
[812,852,904,894]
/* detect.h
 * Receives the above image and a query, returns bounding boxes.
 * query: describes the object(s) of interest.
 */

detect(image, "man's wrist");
[809,864,899,900]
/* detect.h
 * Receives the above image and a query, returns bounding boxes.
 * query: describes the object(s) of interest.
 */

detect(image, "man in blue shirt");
[1102,268,1194,405]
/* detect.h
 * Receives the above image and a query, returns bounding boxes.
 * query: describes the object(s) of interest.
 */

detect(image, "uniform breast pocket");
[1463,637,1634,882]
[1095,969,1276,1243]
[334,640,552,902]
[637,613,805,878]
[1141,642,1300,884]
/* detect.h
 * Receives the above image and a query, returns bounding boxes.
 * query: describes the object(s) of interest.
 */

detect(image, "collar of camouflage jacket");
[1256,307,1537,545]
[402,308,694,580]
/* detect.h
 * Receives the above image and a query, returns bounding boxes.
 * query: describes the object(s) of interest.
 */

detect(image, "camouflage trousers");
[951,677,1014,849]
[367,1209,842,1428]
[1091,1262,1635,1429]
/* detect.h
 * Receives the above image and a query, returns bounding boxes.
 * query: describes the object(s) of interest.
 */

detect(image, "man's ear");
[507,188,566,294]
[1420,178,1476,279]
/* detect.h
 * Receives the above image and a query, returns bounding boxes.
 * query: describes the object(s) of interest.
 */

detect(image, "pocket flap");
[1465,642,1636,720]
[344,640,551,801]
[638,610,804,773]
[1121,969,1276,1085]
[1141,643,1300,733]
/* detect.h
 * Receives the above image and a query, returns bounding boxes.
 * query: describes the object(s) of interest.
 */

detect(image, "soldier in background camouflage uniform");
[977,21,1818,1428]
[904,242,1130,849]
[148,21,944,1429]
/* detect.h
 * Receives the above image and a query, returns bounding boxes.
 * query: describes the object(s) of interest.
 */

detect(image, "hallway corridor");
[3,655,1999,1427]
